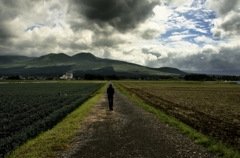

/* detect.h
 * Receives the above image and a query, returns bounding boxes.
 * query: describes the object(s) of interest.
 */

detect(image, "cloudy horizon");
[0,0,240,75]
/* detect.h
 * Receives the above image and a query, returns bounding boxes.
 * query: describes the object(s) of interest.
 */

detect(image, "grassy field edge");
[115,83,240,158]
[6,83,107,158]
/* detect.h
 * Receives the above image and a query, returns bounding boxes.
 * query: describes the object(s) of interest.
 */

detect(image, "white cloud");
[194,35,215,43]
[136,21,166,39]
[175,5,195,13]
[195,27,208,33]
[168,34,196,41]
[165,0,193,7]
[0,0,239,73]
[201,44,219,54]
[218,37,240,50]
[152,5,174,21]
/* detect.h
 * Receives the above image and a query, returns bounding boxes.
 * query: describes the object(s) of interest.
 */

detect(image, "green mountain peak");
[72,52,98,61]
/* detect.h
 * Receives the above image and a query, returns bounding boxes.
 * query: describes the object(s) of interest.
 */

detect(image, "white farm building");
[60,72,73,80]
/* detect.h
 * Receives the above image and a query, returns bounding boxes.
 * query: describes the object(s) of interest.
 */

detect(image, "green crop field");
[0,82,103,157]
[117,81,240,151]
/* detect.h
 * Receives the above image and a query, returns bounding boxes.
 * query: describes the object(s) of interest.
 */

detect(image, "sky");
[0,0,240,75]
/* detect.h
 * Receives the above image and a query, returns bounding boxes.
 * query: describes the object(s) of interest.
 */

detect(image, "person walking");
[107,82,115,110]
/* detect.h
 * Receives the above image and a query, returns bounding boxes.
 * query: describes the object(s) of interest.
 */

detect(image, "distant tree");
[105,74,119,80]
[46,77,54,80]
[184,74,215,81]
[84,74,94,80]
[221,75,240,81]
[7,75,20,80]
[84,74,104,80]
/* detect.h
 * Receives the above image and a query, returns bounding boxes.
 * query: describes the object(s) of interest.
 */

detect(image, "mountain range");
[0,53,187,77]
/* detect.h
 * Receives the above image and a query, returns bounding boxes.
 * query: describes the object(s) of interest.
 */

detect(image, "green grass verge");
[115,83,240,158]
[5,83,107,158]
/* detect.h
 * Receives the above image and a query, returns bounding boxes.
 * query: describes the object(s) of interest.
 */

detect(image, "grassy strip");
[115,83,240,158]
[5,83,107,158]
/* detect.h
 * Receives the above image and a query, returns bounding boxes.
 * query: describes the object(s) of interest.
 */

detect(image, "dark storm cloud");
[142,42,240,73]
[215,0,239,16]
[70,0,160,32]
[92,35,127,47]
[209,0,240,36]
[142,47,161,57]
[141,28,161,40]
[0,0,38,20]
[0,1,17,40]
[0,0,36,40]
[0,24,14,40]
[212,30,221,38]
[155,47,240,72]
[220,13,240,35]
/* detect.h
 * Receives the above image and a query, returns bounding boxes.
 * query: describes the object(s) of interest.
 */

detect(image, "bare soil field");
[59,88,216,158]
[118,81,240,150]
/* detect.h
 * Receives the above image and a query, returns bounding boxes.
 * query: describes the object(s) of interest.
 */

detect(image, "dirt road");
[59,89,217,158]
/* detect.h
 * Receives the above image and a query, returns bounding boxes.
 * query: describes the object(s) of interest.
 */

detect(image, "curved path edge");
[58,88,217,158]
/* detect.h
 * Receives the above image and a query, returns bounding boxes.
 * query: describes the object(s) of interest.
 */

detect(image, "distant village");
[0,72,122,80]
[1,72,240,84]
[0,72,74,80]
[59,72,73,80]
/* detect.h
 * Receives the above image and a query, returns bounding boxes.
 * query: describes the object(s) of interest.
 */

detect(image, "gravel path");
[59,89,217,158]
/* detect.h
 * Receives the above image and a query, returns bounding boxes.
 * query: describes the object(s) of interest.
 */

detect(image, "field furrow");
[0,82,103,157]
[118,81,240,151]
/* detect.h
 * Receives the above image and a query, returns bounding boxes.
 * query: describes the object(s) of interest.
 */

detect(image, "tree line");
[3,74,240,81]
[184,74,240,81]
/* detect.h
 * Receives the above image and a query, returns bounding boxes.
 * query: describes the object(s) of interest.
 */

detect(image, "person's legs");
[108,96,111,110]
[109,97,113,110]
[111,97,113,110]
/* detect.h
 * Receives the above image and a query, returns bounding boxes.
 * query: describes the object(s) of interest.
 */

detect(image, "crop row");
[0,83,103,157]
[118,81,240,151]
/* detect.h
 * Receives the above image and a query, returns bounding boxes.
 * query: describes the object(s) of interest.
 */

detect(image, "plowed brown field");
[118,81,240,150]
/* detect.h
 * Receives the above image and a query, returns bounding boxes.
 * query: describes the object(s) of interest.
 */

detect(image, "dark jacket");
[107,86,114,97]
